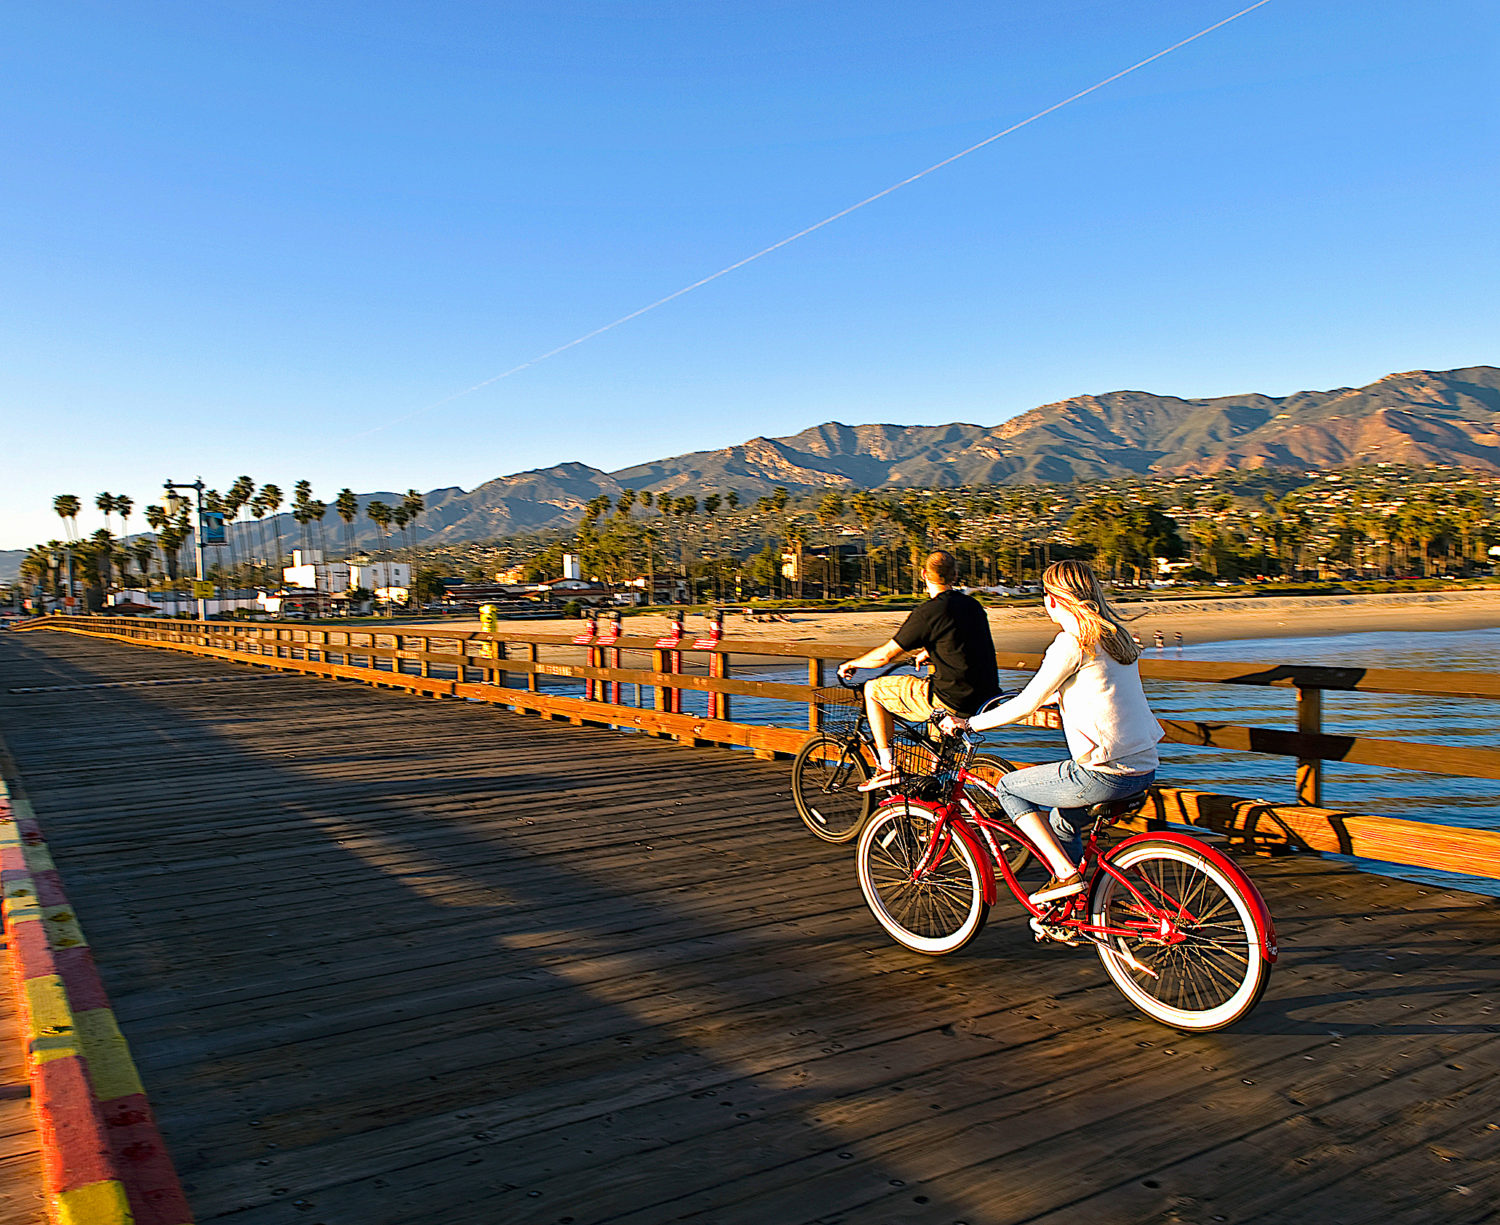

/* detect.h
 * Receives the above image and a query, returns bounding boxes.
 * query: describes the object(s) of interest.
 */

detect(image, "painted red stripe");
[9,917,53,974]
[33,1055,115,1194]
[0,846,27,873]
[102,1094,194,1225]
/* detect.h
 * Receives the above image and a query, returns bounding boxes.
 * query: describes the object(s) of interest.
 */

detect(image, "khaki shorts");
[866,674,953,724]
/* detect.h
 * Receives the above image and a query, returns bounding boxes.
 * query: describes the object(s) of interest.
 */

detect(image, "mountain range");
[408,364,1499,544]
[4,365,1496,583]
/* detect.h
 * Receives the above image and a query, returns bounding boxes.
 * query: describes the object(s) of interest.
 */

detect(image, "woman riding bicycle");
[940,559,1163,907]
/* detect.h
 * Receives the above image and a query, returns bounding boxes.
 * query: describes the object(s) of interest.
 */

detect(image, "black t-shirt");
[893,589,1000,716]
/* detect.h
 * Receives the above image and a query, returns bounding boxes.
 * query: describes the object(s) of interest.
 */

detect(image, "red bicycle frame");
[900,763,1279,962]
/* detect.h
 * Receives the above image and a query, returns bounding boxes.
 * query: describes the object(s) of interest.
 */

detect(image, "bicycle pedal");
[1028,916,1080,946]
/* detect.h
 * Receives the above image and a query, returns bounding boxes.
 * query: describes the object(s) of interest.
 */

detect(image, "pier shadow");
[3,631,1499,1225]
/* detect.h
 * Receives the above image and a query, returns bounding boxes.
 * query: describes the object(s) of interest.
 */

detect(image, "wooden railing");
[13,614,1500,883]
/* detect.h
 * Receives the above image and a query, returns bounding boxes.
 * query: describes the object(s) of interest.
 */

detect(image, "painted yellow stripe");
[57,1178,133,1225]
[22,844,55,874]
[4,896,44,926]
[74,1009,144,1102]
[42,904,88,951]
[23,975,81,1064]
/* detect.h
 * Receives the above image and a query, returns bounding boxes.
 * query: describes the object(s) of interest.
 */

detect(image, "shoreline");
[416,588,1500,657]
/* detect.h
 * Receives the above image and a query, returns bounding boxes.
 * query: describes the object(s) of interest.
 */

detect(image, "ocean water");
[528,629,1500,894]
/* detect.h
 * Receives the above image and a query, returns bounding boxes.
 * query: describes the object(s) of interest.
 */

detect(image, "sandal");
[856,769,899,793]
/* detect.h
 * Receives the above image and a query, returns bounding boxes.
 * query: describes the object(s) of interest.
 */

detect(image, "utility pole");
[163,478,209,620]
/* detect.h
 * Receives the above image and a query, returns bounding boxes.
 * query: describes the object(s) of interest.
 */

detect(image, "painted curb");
[0,761,193,1225]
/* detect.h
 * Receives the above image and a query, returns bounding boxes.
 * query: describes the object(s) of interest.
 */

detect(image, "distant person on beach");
[1175,631,1184,655]
[940,560,1163,906]
[1154,630,1165,652]
[838,551,999,793]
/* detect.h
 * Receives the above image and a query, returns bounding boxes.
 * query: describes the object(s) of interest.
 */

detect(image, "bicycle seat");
[1085,791,1151,824]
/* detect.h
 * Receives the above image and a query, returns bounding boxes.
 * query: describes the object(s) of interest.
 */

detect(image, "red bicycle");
[855,730,1278,1031]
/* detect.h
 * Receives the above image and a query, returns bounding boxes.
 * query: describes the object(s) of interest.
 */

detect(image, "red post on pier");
[596,611,623,704]
[654,613,686,713]
[574,614,599,698]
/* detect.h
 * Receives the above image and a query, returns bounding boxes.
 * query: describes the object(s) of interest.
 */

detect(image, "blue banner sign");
[200,511,227,546]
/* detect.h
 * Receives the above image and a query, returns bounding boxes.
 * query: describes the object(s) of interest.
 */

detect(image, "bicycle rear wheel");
[792,735,872,842]
[857,800,989,955]
[1091,839,1270,1032]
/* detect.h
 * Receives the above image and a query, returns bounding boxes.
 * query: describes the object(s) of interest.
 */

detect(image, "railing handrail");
[23,613,1500,698]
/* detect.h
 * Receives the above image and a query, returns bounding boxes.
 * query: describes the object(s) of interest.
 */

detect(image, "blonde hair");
[1042,560,1140,664]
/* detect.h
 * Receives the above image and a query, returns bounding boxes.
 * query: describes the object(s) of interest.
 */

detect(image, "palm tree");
[366,501,394,604]
[131,539,155,588]
[224,476,254,585]
[53,494,80,541]
[115,494,134,545]
[850,490,879,594]
[88,527,116,592]
[816,491,845,597]
[258,484,284,574]
[401,489,425,548]
[335,488,359,559]
[310,499,330,559]
[95,492,116,537]
[292,481,313,556]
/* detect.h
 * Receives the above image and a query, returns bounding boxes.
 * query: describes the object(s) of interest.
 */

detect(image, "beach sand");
[423,588,1500,658]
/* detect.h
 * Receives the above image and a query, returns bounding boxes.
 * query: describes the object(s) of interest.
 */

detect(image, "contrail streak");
[359,1,1272,437]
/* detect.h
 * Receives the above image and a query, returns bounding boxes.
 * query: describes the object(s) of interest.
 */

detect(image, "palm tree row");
[22,481,430,609]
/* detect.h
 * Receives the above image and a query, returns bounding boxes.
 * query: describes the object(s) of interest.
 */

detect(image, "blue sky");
[3,0,1496,549]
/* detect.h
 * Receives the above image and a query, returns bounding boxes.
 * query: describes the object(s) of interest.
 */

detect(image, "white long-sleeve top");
[970,632,1163,774]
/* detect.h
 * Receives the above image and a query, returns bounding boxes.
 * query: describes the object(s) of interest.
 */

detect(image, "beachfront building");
[281,550,410,595]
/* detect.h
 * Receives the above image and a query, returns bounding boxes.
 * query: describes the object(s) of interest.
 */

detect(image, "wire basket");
[892,728,968,800]
[811,686,863,737]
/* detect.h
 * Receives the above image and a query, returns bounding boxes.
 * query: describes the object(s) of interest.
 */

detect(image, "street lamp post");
[163,479,207,620]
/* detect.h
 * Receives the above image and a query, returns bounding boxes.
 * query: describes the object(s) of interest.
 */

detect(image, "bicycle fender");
[947,811,998,906]
[1107,830,1279,963]
[879,799,997,906]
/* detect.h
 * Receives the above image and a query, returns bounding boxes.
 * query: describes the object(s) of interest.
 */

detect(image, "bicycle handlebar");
[836,660,908,689]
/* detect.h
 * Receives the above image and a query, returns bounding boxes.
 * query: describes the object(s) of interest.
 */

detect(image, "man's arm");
[837,638,906,680]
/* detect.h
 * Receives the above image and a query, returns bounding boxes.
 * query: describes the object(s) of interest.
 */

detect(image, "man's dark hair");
[924,551,958,586]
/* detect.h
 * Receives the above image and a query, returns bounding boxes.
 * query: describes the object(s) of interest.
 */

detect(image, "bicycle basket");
[893,728,971,801]
[812,686,863,737]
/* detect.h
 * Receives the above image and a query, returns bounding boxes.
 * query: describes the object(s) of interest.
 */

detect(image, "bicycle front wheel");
[1091,839,1270,1032]
[857,800,989,955]
[792,735,872,842]
[963,754,1037,880]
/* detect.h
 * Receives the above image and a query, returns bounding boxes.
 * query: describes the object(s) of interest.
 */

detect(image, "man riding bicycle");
[837,551,999,793]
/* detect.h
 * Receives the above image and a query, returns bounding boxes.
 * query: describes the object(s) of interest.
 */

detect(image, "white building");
[281,550,409,594]
[282,550,352,593]
[351,561,411,592]
[562,553,583,581]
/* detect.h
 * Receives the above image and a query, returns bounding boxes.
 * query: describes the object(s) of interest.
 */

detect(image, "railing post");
[808,656,824,731]
[653,649,671,714]
[525,643,538,693]
[710,651,730,721]
[1297,685,1323,807]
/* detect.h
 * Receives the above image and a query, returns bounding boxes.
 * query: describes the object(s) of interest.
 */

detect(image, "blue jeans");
[995,761,1156,865]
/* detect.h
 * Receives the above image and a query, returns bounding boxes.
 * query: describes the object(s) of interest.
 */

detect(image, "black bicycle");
[792,669,1034,879]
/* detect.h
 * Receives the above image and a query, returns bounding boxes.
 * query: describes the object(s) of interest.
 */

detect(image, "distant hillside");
[13,366,1490,565]
[398,364,1497,543]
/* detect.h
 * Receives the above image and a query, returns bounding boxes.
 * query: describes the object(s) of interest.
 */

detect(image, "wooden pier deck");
[1,630,1498,1225]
